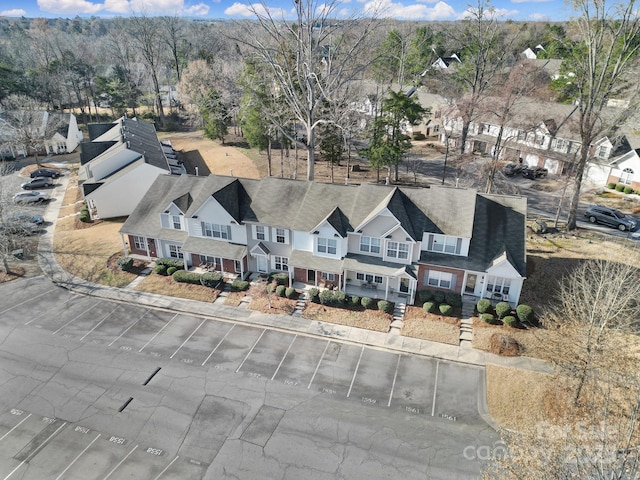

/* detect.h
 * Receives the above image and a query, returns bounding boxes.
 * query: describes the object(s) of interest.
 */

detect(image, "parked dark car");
[30,168,61,179]
[585,204,637,231]
[502,162,525,176]
[521,166,548,179]
[7,213,44,225]
[21,177,52,189]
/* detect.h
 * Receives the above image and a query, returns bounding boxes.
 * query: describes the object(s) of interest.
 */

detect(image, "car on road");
[502,162,525,176]
[30,168,61,179]
[521,166,548,179]
[12,191,49,204]
[21,177,53,189]
[585,204,637,231]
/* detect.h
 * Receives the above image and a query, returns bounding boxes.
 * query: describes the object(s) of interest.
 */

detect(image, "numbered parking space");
[0,409,207,480]
[1,277,483,424]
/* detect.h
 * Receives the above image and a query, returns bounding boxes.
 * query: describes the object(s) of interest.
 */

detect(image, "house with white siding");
[120,174,528,306]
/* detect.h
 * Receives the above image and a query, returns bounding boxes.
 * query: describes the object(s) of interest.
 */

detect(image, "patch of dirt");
[248,295,297,315]
[0,267,26,283]
[224,291,248,307]
[105,252,150,276]
[401,306,460,345]
[472,316,554,358]
[302,302,391,332]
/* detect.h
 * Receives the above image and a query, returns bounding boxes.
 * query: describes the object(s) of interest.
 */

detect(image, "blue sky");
[0,0,573,22]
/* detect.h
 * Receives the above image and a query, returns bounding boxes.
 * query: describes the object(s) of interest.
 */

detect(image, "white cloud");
[38,0,103,14]
[460,5,518,19]
[224,2,291,18]
[0,9,27,16]
[363,0,455,20]
[529,12,551,20]
[184,3,209,15]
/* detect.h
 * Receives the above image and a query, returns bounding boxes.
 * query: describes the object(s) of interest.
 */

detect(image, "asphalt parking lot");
[0,277,486,479]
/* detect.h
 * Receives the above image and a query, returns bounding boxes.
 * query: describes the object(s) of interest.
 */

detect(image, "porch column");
[120,233,128,256]
[314,271,318,287]
[384,276,389,301]
[240,257,245,279]
[288,269,293,285]
[144,238,150,258]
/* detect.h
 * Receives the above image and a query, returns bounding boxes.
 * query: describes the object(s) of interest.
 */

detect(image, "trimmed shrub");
[615,183,625,192]
[231,280,249,291]
[624,186,634,194]
[349,295,361,307]
[201,272,223,288]
[495,302,511,319]
[271,272,289,286]
[532,220,547,234]
[172,270,202,284]
[607,182,617,189]
[319,289,333,305]
[308,288,320,302]
[116,256,134,272]
[516,304,534,323]
[275,285,286,297]
[423,301,436,313]
[154,264,167,275]
[332,290,346,306]
[503,316,517,328]
[166,266,178,276]
[285,287,296,299]
[361,296,374,309]
[79,207,90,223]
[265,282,276,294]
[416,290,433,305]
[439,304,453,316]
[481,313,497,324]
[433,290,445,303]
[477,298,492,314]
[156,258,184,270]
[445,292,463,308]
[378,300,393,314]
[413,132,426,141]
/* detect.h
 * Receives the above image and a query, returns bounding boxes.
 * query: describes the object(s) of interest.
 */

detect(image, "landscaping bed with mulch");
[471,316,554,357]
[134,272,221,303]
[401,306,460,344]
[302,302,392,332]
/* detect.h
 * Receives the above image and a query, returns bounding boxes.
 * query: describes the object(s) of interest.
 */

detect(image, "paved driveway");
[0,277,497,479]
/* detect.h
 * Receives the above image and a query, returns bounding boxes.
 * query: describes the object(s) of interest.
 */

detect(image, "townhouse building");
[120,174,527,306]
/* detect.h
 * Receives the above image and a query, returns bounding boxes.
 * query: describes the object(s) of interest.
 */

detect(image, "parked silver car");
[21,176,52,190]
[585,204,636,231]
[13,191,49,204]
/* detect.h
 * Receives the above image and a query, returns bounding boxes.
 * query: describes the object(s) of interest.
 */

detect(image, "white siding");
[293,230,314,252]
[88,145,141,181]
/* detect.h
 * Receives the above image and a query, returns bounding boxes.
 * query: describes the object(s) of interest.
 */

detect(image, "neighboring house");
[0,111,82,159]
[405,89,448,139]
[79,116,172,220]
[431,53,461,70]
[443,96,629,177]
[585,136,640,189]
[120,174,527,306]
[522,45,545,60]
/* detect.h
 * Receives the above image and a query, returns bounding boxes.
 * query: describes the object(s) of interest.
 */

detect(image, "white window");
[274,256,288,271]
[554,138,567,151]
[620,168,634,185]
[427,234,462,255]
[486,276,511,295]
[255,226,266,240]
[535,133,545,146]
[133,236,145,250]
[317,237,337,255]
[172,215,181,230]
[425,270,453,289]
[275,228,286,243]
[169,244,183,259]
[598,145,608,158]
[321,272,335,281]
[356,272,382,283]
[360,236,381,254]
[387,241,409,259]
[201,222,231,240]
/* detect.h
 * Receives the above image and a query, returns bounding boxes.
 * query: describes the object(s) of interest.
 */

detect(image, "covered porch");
[342,255,417,304]
[182,236,248,279]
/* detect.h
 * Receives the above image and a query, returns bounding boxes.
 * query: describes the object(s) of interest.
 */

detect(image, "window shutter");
[450,274,457,290]
[428,234,434,250]
[201,222,205,236]
[456,238,462,254]
[227,225,232,240]
[424,270,430,286]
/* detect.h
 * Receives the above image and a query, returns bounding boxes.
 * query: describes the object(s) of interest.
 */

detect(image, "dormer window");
[172,215,181,230]
[317,237,337,255]
[427,234,462,255]
[387,241,409,260]
[201,222,231,240]
[360,236,380,254]
[275,228,286,243]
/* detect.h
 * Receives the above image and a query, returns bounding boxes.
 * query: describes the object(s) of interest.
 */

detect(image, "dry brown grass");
[248,295,297,315]
[401,306,460,345]
[472,317,556,358]
[224,291,247,307]
[302,302,391,332]
[0,267,26,283]
[134,273,220,302]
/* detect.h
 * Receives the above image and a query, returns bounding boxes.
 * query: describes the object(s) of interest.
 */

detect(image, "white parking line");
[346,346,365,398]
[169,318,207,359]
[431,360,440,417]
[102,444,138,480]
[271,335,297,381]
[80,305,120,341]
[236,329,266,373]
[138,314,178,353]
[0,288,57,315]
[53,304,100,334]
[3,421,68,480]
[108,310,149,346]
[153,456,180,480]
[24,294,79,326]
[54,433,101,480]
[0,414,32,442]
[308,341,330,389]
[201,324,235,366]
[387,354,402,407]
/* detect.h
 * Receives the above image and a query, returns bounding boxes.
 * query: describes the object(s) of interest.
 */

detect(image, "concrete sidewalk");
[35,168,553,374]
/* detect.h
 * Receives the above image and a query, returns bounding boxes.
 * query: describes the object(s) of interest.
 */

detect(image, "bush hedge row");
[475,298,535,327]
[608,183,639,195]
[231,280,249,291]
[156,258,185,269]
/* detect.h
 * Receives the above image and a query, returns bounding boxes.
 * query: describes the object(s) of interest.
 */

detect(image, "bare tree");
[557,0,640,230]
[236,0,381,181]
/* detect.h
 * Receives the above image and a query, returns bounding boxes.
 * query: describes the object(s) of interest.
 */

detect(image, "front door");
[256,255,267,273]
[465,274,477,294]
[148,239,157,257]
[307,269,315,282]
[399,278,409,293]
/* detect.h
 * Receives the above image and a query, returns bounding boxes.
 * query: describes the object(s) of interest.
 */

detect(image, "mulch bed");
[105,252,149,276]
[302,302,392,332]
